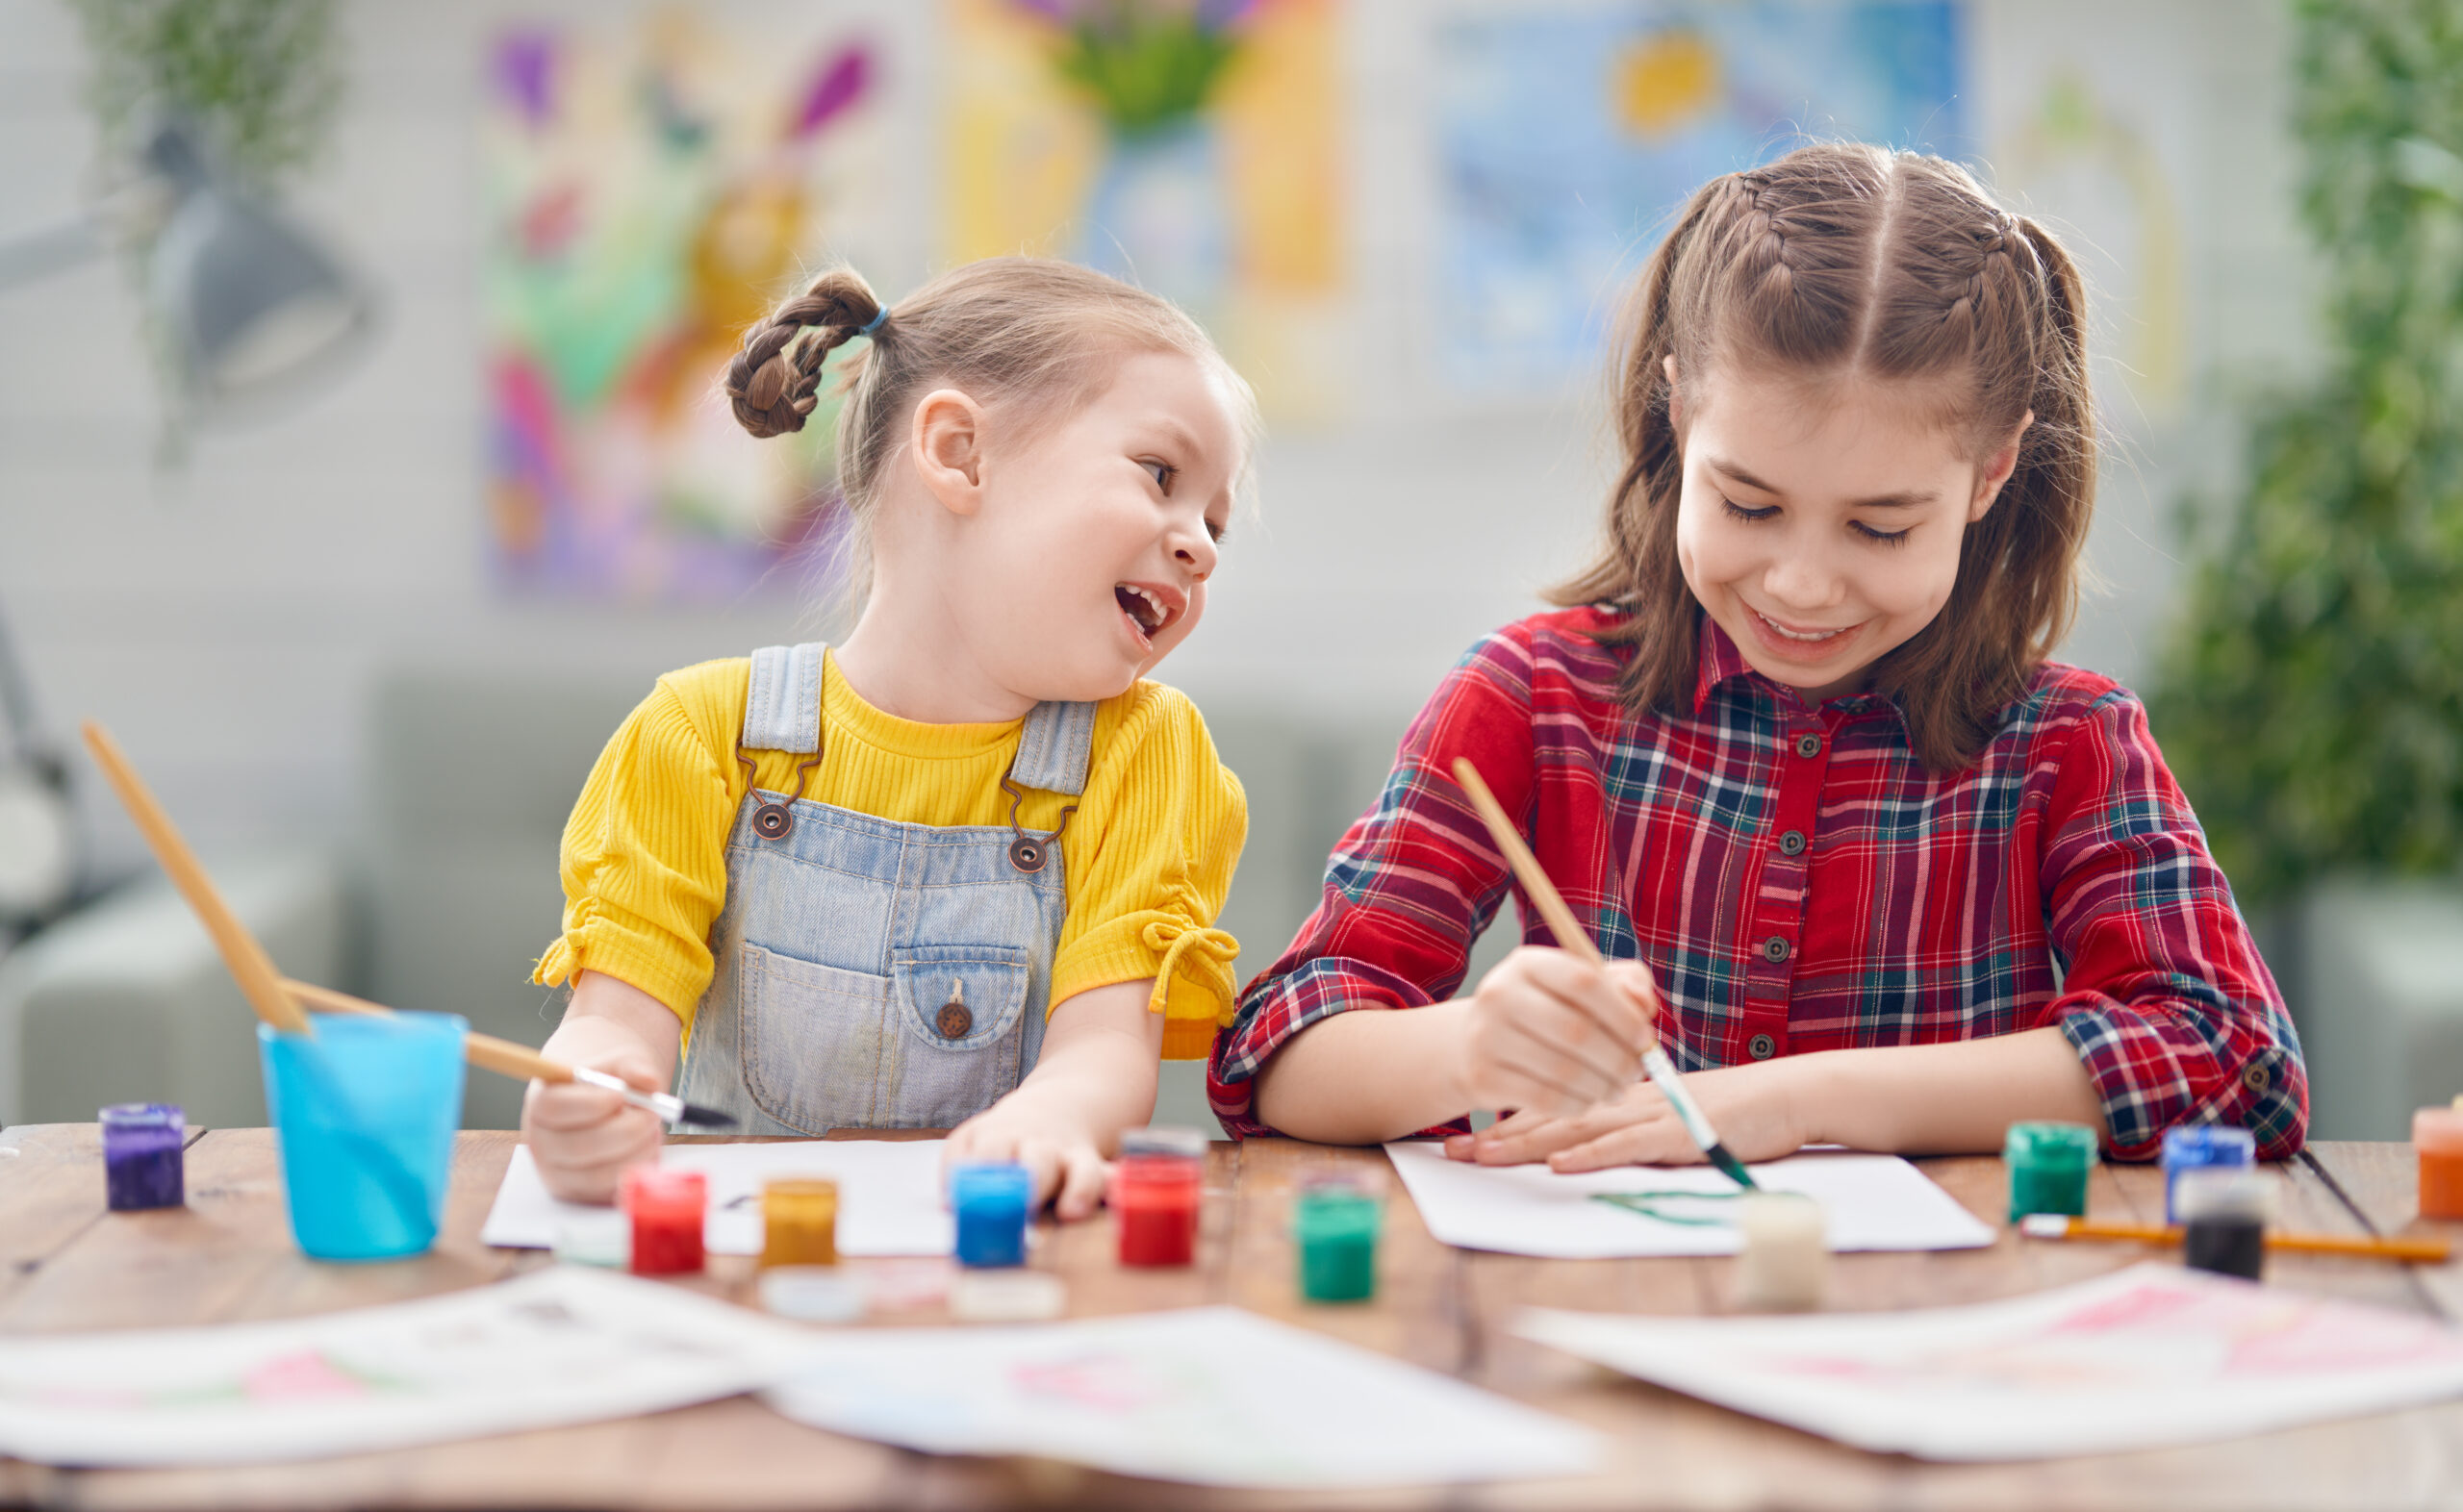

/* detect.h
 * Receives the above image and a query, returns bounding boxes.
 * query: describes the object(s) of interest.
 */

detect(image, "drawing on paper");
[1433,2,1967,394]
[481,13,893,600]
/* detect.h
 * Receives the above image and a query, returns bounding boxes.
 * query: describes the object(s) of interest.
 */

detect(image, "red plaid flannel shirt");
[1208,607,2305,1158]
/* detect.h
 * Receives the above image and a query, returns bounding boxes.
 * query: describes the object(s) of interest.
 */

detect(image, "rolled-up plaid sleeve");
[1206,636,1538,1138]
[2037,690,2307,1160]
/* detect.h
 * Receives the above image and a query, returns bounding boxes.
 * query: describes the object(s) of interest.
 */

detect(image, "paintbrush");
[283,979,737,1130]
[1449,757,1757,1191]
[2019,1213,2452,1263]
[82,721,314,1035]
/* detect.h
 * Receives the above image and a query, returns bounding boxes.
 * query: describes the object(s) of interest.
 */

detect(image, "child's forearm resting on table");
[944,976,1165,1218]
[1255,1002,2106,1155]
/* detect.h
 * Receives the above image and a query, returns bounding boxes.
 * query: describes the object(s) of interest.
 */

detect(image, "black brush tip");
[676,1102,739,1129]
[1708,1144,1758,1191]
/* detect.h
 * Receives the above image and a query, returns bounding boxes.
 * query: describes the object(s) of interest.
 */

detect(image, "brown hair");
[724,256,1257,592]
[1550,142,2094,770]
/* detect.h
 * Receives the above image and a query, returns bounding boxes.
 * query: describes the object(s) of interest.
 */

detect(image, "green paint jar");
[1293,1178,1381,1303]
[2004,1121,2098,1222]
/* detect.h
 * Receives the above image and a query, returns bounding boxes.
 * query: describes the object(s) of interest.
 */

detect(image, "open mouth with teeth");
[1114,583,1178,646]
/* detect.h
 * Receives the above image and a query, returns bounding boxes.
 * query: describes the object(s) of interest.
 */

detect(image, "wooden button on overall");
[935,980,973,1040]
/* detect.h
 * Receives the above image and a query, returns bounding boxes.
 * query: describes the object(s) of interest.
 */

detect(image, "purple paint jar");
[100,1103,185,1211]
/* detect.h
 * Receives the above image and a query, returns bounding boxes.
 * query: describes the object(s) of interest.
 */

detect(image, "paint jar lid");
[99,1102,183,1131]
[1738,1190,1827,1246]
[950,1161,1033,1205]
[1120,1125,1208,1163]
[1293,1172,1383,1237]
[552,1212,630,1269]
[2162,1125,2255,1166]
[951,1270,1065,1323]
[2414,1105,2463,1151]
[759,1266,870,1324]
[2174,1167,2275,1224]
[620,1165,707,1209]
[2004,1121,2099,1169]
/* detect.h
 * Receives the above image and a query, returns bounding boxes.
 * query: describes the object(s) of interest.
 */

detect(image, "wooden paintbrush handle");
[1450,757,1609,969]
[81,721,312,1035]
[280,978,574,1085]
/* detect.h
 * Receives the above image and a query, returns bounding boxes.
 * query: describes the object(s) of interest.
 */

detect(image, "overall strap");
[1007,698,1098,796]
[742,643,826,753]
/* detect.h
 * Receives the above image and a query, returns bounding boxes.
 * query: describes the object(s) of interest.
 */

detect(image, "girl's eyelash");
[1206,517,1227,544]
[1143,459,1177,491]
[1851,520,1913,546]
[1725,496,1910,546]
[1721,497,1778,523]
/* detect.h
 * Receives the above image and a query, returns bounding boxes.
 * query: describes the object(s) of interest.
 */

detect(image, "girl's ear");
[911,387,989,517]
[1663,354,1683,432]
[1968,409,2035,522]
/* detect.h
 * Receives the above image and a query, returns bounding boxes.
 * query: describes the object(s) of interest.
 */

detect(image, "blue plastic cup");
[257,1013,468,1261]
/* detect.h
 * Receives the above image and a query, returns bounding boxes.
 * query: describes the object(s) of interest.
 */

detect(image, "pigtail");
[724,268,885,439]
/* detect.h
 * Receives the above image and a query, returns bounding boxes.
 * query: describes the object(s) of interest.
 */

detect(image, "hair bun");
[724,269,884,439]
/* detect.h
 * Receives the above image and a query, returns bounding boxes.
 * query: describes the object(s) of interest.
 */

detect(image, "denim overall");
[673,643,1098,1134]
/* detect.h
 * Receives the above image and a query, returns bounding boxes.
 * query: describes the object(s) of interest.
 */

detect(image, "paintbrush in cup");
[81,720,313,1035]
[1449,756,1757,1191]
[282,979,737,1129]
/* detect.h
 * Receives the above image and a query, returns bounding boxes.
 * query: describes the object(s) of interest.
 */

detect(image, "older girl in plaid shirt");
[1211,143,2303,1168]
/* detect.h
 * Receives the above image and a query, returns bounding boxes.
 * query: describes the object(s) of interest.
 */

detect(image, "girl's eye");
[1142,459,1177,492]
[1721,497,1778,523]
[1851,520,1913,546]
[1205,516,1227,544]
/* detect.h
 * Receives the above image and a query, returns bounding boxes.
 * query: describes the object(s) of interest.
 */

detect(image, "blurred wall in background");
[0,0,2321,933]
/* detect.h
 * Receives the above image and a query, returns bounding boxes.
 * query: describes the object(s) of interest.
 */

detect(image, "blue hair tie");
[858,306,889,337]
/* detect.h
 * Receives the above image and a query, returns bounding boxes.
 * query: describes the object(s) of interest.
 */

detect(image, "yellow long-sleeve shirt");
[535,652,1246,1060]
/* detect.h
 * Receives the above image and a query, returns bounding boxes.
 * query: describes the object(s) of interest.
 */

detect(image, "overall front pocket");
[892,944,1032,1052]
[738,941,898,1135]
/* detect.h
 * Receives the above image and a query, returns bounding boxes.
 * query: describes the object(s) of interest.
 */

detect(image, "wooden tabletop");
[1,1127,2458,1511]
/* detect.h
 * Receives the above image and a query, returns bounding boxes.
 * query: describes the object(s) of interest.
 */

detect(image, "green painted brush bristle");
[1708,1144,1758,1190]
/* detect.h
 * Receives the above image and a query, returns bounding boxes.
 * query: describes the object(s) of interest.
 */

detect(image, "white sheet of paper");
[481,1139,953,1256]
[1516,1261,2463,1460]
[1384,1142,1994,1257]
[765,1304,1599,1488]
[0,1268,824,1467]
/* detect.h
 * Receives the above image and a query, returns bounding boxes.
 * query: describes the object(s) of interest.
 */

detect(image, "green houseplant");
[70,0,343,189]
[2148,0,2463,908]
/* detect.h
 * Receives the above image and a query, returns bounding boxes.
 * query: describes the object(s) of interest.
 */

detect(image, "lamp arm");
[0,215,104,293]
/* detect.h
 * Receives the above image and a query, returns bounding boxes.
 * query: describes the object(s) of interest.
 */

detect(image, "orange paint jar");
[2415,1100,2463,1221]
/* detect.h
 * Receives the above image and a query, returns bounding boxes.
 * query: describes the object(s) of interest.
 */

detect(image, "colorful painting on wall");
[1434,2,1968,396]
[482,13,892,600]
[941,0,1346,420]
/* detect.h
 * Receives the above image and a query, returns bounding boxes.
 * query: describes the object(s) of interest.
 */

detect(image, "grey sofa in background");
[2,665,1490,1134]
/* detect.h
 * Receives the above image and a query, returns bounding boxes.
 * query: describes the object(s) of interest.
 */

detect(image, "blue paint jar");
[951,1162,1032,1268]
[2162,1125,2255,1224]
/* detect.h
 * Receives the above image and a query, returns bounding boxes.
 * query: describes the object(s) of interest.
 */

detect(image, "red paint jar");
[1114,1127,1206,1268]
[622,1166,706,1275]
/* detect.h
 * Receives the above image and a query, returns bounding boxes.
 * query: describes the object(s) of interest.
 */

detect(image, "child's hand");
[944,1102,1110,1221]
[521,972,679,1205]
[1442,1060,1809,1172]
[521,1045,665,1203]
[1450,947,1659,1118]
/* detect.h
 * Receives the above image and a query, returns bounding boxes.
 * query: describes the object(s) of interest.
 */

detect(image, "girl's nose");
[1763,548,1845,611]
[1173,525,1218,582]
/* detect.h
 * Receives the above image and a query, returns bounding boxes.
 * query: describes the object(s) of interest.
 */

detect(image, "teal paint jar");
[1294,1176,1381,1303]
[2004,1121,2098,1222]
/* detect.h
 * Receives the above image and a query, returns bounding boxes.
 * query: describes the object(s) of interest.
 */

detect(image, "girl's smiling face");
[907,348,1243,706]
[1671,361,2029,705]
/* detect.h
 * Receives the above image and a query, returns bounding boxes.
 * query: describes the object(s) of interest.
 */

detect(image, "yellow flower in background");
[1614,29,1719,139]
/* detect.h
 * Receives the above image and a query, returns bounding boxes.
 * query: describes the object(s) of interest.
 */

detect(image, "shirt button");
[1762,936,1790,963]
[2242,1062,2270,1092]
[1778,829,1807,856]
[936,1000,974,1039]
[1747,1033,1777,1060]
[1795,733,1823,759]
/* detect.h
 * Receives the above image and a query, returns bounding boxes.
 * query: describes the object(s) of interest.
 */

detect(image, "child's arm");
[521,970,681,1202]
[945,978,1164,1220]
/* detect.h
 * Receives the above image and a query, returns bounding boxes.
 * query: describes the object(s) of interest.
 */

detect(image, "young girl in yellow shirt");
[523,259,1251,1217]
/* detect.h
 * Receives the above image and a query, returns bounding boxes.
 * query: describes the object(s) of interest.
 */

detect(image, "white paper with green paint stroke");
[1385,1143,1995,1258]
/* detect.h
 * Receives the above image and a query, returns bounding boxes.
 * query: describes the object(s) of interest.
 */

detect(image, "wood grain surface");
[2,1130,2459,1511]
